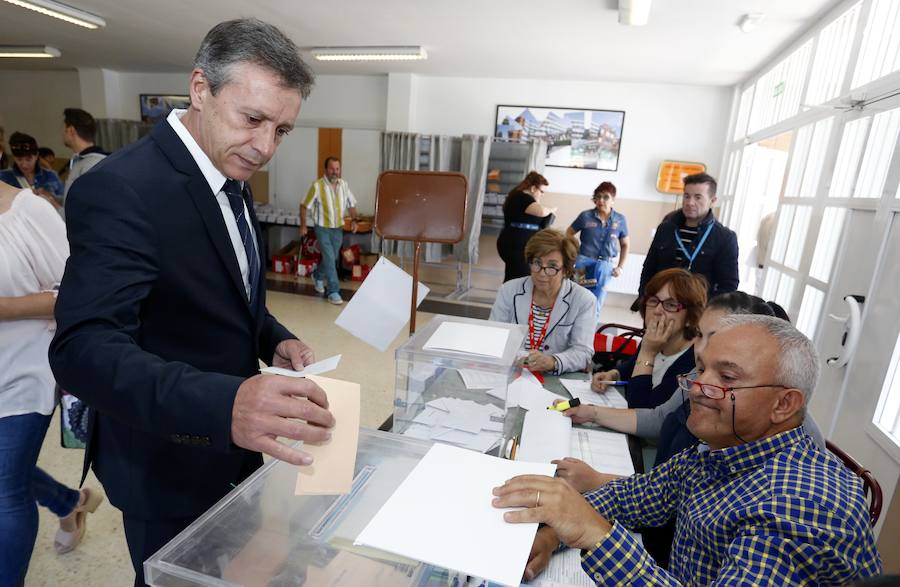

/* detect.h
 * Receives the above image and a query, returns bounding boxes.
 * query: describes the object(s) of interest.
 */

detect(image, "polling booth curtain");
[453,135,491,264]
[376,132,421,257]
[95,119,144,152]
[527,139,548,174]
[421,135,461,262]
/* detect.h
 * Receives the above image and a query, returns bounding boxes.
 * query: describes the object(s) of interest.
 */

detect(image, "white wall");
[297,74,387,130]
[0,70,82,154]
[412,75,732,202]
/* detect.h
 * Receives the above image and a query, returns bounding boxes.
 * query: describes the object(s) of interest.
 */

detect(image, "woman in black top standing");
[497,171,556,281]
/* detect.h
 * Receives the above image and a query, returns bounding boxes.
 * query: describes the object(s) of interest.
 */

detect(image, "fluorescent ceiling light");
[738,13,766,33]
[0,45,61,58]
[2,0,105,29]
[311,46,427,62]
[618,0,652,26]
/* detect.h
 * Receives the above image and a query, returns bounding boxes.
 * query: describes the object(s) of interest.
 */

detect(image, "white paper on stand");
[423,322,510,358]
[355,443,556,587]
[559,378,628,409]
[260,354,341,378]
[335,257,429,352]
[516,409,572,464]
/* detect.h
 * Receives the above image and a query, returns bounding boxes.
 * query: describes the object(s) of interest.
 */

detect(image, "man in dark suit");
[49,19,335,586]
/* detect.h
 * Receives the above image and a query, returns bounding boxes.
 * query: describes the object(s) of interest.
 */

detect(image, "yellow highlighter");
[547,397,581,411]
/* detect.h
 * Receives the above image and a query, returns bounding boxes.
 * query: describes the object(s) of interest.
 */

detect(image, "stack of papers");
[355,443,557,587]
[457,368,508,390]
[498,377,567,412]
[559,378,628,409]
[401,397,505,453]
[423,322,510,358]
[569,428,635,477]
[516,408,572,464]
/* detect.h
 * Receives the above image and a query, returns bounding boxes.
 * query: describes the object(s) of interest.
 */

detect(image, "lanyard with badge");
[674,222,714,270]
[527,299,554,352]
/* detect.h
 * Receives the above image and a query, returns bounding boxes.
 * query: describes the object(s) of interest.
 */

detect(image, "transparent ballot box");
[392,315,526,453]
[144,429,463,586]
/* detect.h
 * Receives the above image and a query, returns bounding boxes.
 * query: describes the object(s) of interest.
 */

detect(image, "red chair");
[593,323,644,371]
[826,440,883,526]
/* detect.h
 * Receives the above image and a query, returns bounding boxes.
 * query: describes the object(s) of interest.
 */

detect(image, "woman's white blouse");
[0,190,69,418]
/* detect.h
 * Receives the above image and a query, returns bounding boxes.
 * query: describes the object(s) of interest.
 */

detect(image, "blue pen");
[594,380,628,386]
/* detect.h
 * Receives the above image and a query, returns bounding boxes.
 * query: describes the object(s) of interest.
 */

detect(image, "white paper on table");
[505,377,567,412]
[335,257,429,352]
[569,428,635,477]
[458,368,509,390]
[423,322,510,358]
[355,443,556,587]
[530,548,596,587]
[516,409,572,464]
[260,354,341,378]
[430,428,501,453]
[559,378,628,409]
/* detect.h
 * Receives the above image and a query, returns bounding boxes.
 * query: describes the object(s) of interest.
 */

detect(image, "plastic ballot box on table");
[392,315,526,454]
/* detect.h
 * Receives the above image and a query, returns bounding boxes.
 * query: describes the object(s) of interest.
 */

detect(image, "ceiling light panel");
[2,0,106,29]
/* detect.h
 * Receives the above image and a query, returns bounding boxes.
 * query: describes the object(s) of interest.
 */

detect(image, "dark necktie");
[222,179,260,306]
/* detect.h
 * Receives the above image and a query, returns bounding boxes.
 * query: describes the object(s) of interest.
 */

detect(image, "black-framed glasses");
[676,370,788,400]
[645,296,685,312]
[529,260,561,276]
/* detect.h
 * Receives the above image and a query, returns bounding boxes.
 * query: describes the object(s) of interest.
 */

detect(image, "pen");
[594,380,629,386]
[547,398,581,411]
[509,436,519,460]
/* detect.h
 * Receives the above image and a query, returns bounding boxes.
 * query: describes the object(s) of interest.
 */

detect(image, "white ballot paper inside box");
[355,443,556,587]
[335,257,429,352]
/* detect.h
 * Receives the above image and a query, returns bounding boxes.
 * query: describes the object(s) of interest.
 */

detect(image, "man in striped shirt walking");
[300,157,359,305]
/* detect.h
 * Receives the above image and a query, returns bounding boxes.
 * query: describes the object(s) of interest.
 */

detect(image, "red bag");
[300,232,321,263]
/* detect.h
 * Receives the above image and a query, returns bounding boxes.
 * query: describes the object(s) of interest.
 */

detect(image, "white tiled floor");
[25,285,640,585]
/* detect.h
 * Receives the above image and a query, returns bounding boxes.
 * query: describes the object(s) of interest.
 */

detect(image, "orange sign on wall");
[657,161,707,194]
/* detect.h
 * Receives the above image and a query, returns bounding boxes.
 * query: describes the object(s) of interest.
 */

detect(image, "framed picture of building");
[494,105,626,171]
[139,94,191,124]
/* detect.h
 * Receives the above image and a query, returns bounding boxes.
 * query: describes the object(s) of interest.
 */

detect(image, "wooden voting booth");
[375,171,468,334]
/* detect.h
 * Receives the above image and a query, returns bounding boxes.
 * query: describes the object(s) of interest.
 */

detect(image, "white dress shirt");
[167,109,258,301]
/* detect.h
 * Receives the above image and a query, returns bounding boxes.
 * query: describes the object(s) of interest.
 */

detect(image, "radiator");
[606,253,644,295]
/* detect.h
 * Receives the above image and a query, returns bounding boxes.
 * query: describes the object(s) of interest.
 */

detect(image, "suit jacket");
[489,276,595,374]
[49,121,295,520]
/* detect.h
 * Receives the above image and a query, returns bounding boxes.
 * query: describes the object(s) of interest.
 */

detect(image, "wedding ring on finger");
[535,490,541,508]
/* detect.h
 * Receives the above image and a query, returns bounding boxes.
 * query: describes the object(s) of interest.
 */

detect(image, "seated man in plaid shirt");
[493,314,881,585]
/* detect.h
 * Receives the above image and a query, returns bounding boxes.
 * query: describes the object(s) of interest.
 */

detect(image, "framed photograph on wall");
[139,94,191,124]
[494,104,626,171]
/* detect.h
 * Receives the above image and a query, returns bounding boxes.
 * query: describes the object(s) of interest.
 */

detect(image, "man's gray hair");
[193,18,315,98]
[717,314,819,400]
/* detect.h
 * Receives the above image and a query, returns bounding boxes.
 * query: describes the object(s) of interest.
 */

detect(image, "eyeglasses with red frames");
[676,369,789,400]
[645,296,685,313]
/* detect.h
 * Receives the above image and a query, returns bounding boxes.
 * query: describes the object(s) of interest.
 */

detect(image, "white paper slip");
[458,368,509,390]
[506,377,568,412]
[335,257,429,352]
[531,547,596,587]
[423,321,510,358]
[355,443,556,587]
[516,408,572,464]
[559,378,628,409]
[260,354,341,378]
[569,428,635,477]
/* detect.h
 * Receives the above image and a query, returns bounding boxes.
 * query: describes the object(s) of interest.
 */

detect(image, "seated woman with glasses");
[592,268,707,409]
[490,229,595,375]
[567,181,630,323]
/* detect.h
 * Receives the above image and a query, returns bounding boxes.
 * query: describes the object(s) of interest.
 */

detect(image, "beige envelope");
[295,375,361,495]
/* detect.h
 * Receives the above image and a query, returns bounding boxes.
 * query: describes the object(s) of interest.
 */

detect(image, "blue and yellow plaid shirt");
[580,426,881,585]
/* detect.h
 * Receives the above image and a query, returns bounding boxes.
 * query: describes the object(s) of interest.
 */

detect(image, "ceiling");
[0,0,843,86]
